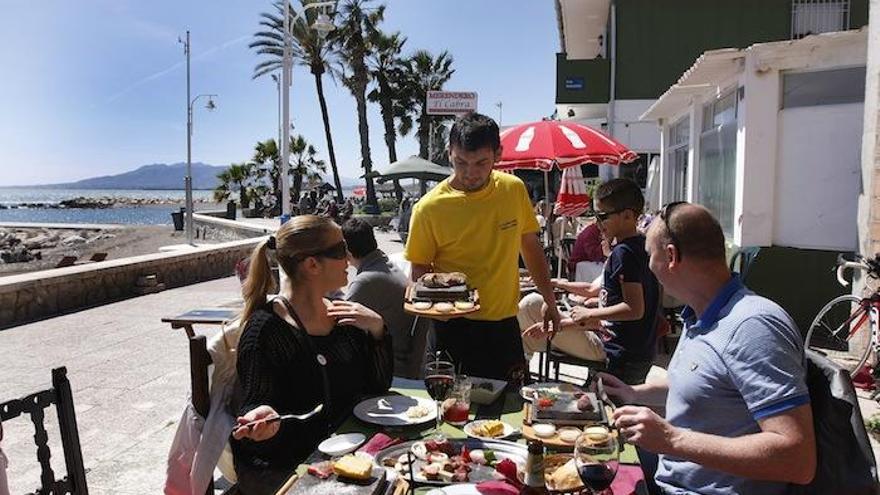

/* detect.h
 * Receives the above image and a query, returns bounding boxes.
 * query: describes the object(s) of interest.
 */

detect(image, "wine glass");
[424,358,455,440]
[574,426,619,493]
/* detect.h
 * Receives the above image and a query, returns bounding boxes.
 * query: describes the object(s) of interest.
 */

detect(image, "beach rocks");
[1,245,38,263]
[61,234,87,245]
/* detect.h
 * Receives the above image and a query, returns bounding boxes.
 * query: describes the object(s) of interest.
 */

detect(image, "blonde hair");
[241,215,339,325]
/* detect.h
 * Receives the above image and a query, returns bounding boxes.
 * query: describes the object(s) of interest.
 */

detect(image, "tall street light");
[281,0,336,219]
[271,73,282,153]
[179,30,217,246]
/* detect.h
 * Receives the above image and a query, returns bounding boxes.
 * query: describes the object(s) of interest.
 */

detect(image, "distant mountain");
[38,162,227,190]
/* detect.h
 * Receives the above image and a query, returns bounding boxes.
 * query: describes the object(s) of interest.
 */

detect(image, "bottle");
[520,440,548,495]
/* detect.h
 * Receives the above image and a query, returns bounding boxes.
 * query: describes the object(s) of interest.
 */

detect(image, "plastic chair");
[0,367,88,494]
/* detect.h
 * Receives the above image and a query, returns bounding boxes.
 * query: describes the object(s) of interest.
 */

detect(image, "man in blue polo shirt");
[600,203,816,494]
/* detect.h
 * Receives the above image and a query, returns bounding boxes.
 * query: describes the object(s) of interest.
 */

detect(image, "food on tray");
[476,381,495,392]
[576,393,595,412]
[557,427,582,444]
[434,302,455,313]
[472,420,505,438]
[308,460,335,479]
[532,423,556,438]
[420,272,468,288]
[387,441,514,484]
[454,300,475,310]
[583,426,613,445]
[406,404,430,418]
[469,449,496,465]
[545,456,582,492]
[413,301,433,310]
[333,454,373,481]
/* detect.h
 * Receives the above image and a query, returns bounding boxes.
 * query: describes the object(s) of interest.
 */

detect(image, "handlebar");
[837,261,868,287]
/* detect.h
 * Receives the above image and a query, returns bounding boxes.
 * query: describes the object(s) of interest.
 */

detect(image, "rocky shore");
[0,196,214,210]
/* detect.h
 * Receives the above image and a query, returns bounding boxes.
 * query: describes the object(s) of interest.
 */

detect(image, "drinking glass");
[574,426,619,493]
[443,375,472,426]
[424,359,455,440]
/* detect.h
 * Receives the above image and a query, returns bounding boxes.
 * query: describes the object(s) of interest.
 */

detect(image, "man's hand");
[542,298,561,336]
[591,372,636,404]
[613,405,680,454]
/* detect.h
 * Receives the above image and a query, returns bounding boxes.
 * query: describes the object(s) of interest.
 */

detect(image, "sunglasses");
[292,240,348,263]
[659,201,686,261]
[594,208,627,222]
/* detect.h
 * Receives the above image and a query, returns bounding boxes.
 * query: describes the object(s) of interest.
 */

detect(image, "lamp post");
[271,73,282,154]
[280,0,336,218]
[495,101,503,127]
[179,30,217,246]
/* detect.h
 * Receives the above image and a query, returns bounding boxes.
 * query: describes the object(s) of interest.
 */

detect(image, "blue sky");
[0,0,558,186]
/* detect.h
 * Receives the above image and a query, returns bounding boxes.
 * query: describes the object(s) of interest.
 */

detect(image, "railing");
[791,0,851,39]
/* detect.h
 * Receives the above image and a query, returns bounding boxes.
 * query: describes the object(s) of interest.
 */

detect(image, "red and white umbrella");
[554,165,590,217]
[496,120,636,170]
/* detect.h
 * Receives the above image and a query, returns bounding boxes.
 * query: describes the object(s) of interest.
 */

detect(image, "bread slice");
[333,454,373,481]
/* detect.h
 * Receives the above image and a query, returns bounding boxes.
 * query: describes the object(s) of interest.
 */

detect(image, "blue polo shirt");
[655,275,809,495]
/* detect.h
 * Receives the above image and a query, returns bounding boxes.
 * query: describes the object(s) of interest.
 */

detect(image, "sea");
[0,188,217,225]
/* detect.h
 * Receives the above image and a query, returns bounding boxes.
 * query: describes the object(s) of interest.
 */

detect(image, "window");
[698,90,738,237]
[665,116,689,203]
[791,0,850,39]
[782,67,866,108]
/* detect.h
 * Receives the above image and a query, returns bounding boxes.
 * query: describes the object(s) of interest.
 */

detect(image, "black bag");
[791,350,880,494]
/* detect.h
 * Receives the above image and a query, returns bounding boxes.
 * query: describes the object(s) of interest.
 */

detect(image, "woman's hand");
[233,405,280,441]
[328,300,384,339]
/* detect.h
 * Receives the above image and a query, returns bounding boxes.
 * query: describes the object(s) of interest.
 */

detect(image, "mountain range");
[30,162,362,190]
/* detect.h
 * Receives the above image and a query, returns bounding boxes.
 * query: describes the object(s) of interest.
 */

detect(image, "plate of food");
[295,454,387,495]
[376,438,527,486]
[520,382,581,402]
[404,273,480,318]
[353,395,437,427]
[469,377,507,405]
[463,420,517,441]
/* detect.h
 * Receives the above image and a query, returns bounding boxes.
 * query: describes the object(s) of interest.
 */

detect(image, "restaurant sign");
[427,91,478,115]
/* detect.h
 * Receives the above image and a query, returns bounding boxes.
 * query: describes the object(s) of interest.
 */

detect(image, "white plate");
[318,432,366,457]
[353,395,437,427]
[469,376,507,405]
[463,420,517,440]
[426,484,480,495]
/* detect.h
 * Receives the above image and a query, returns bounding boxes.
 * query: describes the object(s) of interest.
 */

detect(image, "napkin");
[357,432,401,456]
[475,480,519,495]
[609,464,646,495]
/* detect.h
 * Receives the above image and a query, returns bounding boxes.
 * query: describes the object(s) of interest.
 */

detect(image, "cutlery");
[232,403,323,435]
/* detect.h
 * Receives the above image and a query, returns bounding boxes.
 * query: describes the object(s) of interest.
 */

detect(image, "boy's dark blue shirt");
[600,234,660,364]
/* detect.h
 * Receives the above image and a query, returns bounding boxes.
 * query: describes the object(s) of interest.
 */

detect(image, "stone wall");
[861,0,880,290]
[192,213,274,240]
[0,238,261,329]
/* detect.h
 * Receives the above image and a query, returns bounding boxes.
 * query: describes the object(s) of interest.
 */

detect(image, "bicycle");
[804,254,880,378]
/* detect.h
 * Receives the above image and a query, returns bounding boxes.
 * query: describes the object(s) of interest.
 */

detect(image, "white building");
[641,29,867,251]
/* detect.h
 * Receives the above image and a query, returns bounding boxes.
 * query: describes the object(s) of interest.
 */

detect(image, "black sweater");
[231,306,393,471]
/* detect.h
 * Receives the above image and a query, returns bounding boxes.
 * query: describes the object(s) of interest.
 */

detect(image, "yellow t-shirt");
[404,171,540,321]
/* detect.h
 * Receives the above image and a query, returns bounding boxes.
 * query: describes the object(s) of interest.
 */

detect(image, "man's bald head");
[653,203,726,262]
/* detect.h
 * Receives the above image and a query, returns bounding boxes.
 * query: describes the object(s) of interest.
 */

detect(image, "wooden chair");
[539,340,607,383]
[0,367,88,494]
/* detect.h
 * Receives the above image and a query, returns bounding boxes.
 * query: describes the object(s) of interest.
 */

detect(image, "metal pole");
[276,76,282,157]
[281,1,292,217]
[185,30,194,246]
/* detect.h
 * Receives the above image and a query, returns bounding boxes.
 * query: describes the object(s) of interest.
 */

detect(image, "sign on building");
[565,77,584,90]
[427,91,478,115]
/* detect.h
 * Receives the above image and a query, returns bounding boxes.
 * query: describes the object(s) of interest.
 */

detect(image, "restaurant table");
[161,308,240,337]
[278,378,647,495]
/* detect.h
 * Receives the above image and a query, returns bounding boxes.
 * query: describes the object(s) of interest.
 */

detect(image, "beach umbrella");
[370,156,451,196]
[352,186,366,198]
[554,165,591,217]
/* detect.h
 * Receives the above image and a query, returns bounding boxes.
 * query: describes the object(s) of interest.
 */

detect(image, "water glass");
[443,375,472,426]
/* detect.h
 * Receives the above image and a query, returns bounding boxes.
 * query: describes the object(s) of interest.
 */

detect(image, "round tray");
[403,287,480,318]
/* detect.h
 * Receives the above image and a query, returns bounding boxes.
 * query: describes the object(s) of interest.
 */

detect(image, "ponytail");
[241,238,276,326]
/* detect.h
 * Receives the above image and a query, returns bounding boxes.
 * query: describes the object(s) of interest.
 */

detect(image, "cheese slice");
[333,454,373,480]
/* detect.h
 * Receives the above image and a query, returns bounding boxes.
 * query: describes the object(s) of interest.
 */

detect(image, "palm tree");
[332,0,384,211]
[367,29,414,199]
[214,170,233,203]
[290,134,327,201]
[228,162,254,209]
[251,138,282,208]
[250,0,345,203]
[406,49,455,159]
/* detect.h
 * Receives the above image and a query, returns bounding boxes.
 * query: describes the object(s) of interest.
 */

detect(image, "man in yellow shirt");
[405,112,560,383]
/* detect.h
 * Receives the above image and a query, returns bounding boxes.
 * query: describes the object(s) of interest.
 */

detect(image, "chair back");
[0,367,88,494]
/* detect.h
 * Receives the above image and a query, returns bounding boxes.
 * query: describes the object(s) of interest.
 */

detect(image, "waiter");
[405,112,560,384]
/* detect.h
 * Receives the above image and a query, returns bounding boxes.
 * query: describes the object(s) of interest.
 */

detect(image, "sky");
[0,0,559,186]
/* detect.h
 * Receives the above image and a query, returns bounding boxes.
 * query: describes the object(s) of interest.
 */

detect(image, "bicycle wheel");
[805,294,872,376]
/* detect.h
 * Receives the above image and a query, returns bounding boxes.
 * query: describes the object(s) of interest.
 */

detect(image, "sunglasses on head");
[594,208,627,222]
[659,201,686,261]
[292,240,348,263]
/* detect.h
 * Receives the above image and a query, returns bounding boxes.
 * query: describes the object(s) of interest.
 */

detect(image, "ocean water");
[0,188,216,225]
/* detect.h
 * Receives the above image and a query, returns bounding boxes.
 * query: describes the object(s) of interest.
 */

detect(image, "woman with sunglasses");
[231,215,393,494]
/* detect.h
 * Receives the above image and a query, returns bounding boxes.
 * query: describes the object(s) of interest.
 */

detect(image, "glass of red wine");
[574,426,619,493]
[424,358,455,440]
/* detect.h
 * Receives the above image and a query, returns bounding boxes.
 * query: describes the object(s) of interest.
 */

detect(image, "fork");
[232,403,324,436]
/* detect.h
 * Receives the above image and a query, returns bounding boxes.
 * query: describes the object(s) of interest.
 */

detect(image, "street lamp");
[280,0,337,219]
[179,30,218,246]
[271,73,282,153]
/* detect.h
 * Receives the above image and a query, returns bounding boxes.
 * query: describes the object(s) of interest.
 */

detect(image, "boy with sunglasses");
[525,178,659,385]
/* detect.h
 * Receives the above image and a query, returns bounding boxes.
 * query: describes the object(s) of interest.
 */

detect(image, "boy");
[524,178,659,384]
